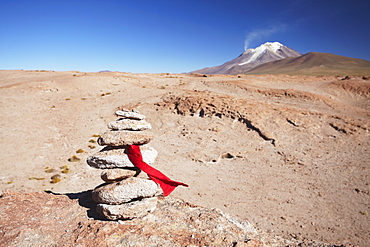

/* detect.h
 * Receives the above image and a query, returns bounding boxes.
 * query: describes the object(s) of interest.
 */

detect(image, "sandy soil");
[1,70,369,246]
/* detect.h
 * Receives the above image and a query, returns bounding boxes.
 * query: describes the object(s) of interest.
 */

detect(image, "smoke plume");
[244,24,287,51]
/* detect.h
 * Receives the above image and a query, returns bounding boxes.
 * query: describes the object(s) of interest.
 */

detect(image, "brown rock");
[100,169,139,183]
[97,130,154,146]
[96,197,158,220]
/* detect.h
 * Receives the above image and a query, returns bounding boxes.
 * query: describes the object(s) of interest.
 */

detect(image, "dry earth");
[0,70,369,246]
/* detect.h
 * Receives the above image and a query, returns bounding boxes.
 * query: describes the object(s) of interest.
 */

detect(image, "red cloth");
[126,145,188,196]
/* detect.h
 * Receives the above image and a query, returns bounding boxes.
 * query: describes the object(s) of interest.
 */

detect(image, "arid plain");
[1,70,369,246]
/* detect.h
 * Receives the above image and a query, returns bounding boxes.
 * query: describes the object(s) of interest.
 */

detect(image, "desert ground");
[0,70,369,246]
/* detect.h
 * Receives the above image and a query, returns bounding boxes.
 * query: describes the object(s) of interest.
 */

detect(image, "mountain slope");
[246,52,370,76]
[192,42,301,75]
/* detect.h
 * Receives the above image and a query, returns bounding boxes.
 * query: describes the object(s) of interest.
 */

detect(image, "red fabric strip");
[126,145,188,196]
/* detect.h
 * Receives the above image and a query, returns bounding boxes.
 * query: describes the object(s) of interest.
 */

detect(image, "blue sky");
[1,0,369,73]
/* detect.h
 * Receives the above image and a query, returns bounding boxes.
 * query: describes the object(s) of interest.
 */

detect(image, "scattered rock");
[29,177,45,180]
[50,174,62,183]
[60,165,70,173]
[222,152,234,159]
[68,155,81,162]
[45,167,57,173]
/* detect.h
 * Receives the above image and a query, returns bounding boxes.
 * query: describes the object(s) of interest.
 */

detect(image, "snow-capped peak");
[239,42,285,65]
[261,42,283,52]
[245,42,283,55]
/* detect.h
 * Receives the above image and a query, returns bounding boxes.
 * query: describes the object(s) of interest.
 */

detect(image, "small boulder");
[101,169,139,183]
[97,130,154,146]
[96,197,158,220]
[92,177,160,204]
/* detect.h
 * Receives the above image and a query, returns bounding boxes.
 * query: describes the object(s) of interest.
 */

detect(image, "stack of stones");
[87,109,162,220]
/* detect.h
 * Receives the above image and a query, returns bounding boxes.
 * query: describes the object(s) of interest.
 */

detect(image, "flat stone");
[96,197,158,220]
[101,169,139,183]
[115,110,146,120]
[107,119,152,131]
[86,145,158,169]
[97,130,154,146]
[92,177,160,204]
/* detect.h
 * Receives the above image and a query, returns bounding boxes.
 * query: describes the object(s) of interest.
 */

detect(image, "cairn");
[87,109,161,220]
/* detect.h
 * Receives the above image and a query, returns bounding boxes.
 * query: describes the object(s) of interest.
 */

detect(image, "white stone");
[115,109,146,120]
[107,119,152,131]
[87,145,158,169]
[92,177,161,204]
[96,197,158,220]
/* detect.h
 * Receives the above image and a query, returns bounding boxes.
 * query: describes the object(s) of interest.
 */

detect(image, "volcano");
[192,42,301,75]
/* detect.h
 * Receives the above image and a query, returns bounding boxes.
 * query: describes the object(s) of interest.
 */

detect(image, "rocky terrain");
[0,70,369,246]
[0,190,297,246]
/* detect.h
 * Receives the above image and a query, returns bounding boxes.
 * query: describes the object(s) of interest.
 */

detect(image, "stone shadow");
[45,190,107,221]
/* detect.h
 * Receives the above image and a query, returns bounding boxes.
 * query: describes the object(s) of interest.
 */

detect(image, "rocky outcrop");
[0,190,308,247]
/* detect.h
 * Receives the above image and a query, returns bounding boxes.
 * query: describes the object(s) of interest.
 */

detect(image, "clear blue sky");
[1,0,369,73]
